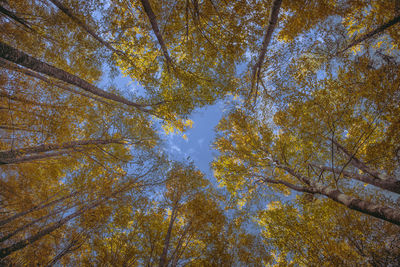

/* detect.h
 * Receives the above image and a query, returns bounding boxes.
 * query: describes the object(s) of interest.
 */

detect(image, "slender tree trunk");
[170,222,191,267]
[332,140,397,181]
[314,165,400,195]
[0,124,47,133]
[0,201,79,243]
[0,58,110,105]
[45,238,82,267]
[0,90,65,109]
[159,203,178,267]
[0,138,124,163]
[0,4,32,30]
[0,204,91,259]
[341,15,400,53]
[140,0,172,65]
[0,191,78,227]
[275,165,400,226]
[0,147,86,165]
[311,181,400,226]
[250,0,282,94]
[0,183,131,259]
[0,42,148,112]
[48,0,123,56]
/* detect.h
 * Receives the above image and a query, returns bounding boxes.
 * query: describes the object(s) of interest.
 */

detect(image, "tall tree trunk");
[0,4,32,30]
[170,222,191,267]
[0,138,124,164]
[0,150,82,164]
[0,124,48,133]
[0,42,149,112]
[48,0,123,56]
[0,58,110,105]
[0,201,79,243]
[250,0,282,96]
[332,140,397,181]
[0,191,78,227]
[0,203,93,259]
[159,203,178,267]
[314,165,400,195]
[311,181,400,226]
[0,90,65,109]
[341,15,400,53]
[0,180,136,259]
[45,237,82,267]
[275,165,400,226]
[140,0,172,65]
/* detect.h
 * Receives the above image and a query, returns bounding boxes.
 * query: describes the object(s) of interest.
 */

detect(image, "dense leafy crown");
[1,0,400,265]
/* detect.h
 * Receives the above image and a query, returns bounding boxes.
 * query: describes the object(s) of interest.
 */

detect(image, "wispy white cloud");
[170,145,182,153]
[197,138,204,147]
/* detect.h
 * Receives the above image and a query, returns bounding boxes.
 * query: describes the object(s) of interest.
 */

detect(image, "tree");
[3,0,400,264]
[84,163,269,266]
[257,197,400,265]
[213,0,400,226]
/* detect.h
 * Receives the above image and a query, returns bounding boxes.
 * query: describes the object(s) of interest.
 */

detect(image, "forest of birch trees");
[1,0,400,265]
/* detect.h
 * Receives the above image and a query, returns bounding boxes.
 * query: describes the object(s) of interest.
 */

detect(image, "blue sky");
[163,103,224,182]
[109,72,225,183]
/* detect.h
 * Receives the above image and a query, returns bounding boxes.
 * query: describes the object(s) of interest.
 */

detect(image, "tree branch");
[48,0,123,55]
[341,15,400,53]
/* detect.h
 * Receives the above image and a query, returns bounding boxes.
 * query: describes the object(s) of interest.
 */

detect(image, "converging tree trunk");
[250,0,282,95]
[0,179,140,259]
[341,15,400,52]
[0,4,32,30]
[0,42,149,112]
[48,0,123,56]
[159,202,178,267]
[140,0,172,65]
[0,191,79,227]
[272,164,400,226]
[0,139,124,164]
[0,58,110,105]
[313,165,400,195]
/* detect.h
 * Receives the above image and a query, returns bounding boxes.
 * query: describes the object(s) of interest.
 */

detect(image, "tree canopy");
[1,0,400,265]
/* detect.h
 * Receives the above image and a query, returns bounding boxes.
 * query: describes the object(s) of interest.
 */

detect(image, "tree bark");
[0,90,65,109]
[0,191,78,227]
[275,165,400,226]
[341,15,400,53]
[0,4,32,30]
[0,180,136,259]
[0,138,124,164]
[250,0,282,94]
[0,58,110,105]
[0,42,149,112]
[311,181,400,226]
[48,0,123,56]
[170,222,191,267]
[45,237,82,267]
[0,203,93,259]
[332,140,397,181]
[140,0,172,65]
[159,203,178,267]
[0,201,79,243]
[0,149,87,164]
[314,165,400,195]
